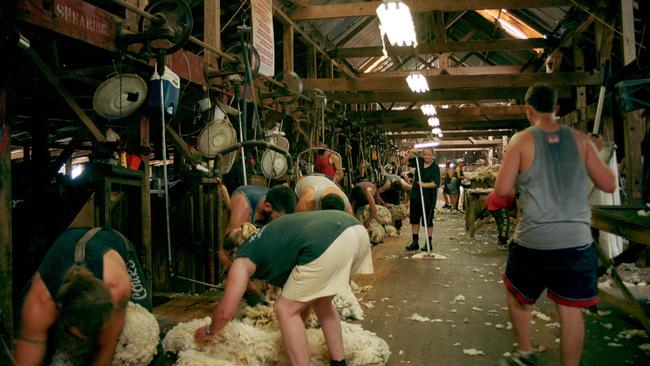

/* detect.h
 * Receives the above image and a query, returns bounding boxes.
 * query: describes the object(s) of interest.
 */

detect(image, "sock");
[427,237,432,247]
[412,234,418,243]
[330,359,347,366]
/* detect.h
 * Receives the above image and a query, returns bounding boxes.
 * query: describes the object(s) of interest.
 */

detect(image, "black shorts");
[409,195,435,227]
[503,242,598,307]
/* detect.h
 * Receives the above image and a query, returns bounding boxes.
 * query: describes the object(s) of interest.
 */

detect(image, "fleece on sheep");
[357,206,392,225]
[366,221,385,244]
[163,318,390,365]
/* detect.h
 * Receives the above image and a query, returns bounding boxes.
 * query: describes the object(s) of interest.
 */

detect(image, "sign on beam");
[252,0,275,76]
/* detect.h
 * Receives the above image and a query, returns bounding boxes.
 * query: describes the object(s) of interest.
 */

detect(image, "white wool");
[384,225,398,237]
[357,205,392,225]
[367,221,386,244]
[164,318,390,365]
[163,317,284,365]
[112,302,160,366]
[332,285,365,320]
[388,205,408,221]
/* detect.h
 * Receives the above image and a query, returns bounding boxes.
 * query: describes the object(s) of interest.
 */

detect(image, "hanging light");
[376,1,418,47]
[427,117,440,127]
[406,72,429,93]
[431,127,442,135]
[421,104,437,116]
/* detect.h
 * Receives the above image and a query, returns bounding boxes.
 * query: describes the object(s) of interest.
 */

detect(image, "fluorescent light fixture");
[427,117,440,127]
[414,141,439,149]
[406,72,429,93]
[431,127,442,135]
[421,104,437,116]
[376,1,418,47]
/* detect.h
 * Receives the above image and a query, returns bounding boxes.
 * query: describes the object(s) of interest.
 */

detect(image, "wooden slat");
[369,65,524,78]
[283,24,294,72]
[307,72,601,92]
[387,129,515,138]
[350,105,527,123]
[377,119,528,131]
[204,0,221,68]
[273,5,357,78]
[289,0,570,20]
[620,0,637,66]
[334,39,548,58]
[328,88,548,104]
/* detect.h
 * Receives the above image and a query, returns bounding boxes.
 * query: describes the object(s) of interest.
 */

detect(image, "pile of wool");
[332,284,365,320]
[112,302,160,366]
[357,205,392,225]
[384,225,398,237]
[466,164,500,188]
[163,317,285,365]
[306,322,391,365]
[163,318,390,365]
[388,204,408,221]
[367,221,386,244]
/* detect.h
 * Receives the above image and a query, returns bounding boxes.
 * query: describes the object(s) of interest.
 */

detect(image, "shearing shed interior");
[1,0,649,365]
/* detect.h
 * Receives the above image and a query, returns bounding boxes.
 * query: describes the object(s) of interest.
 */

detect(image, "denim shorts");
[503,242,598,307]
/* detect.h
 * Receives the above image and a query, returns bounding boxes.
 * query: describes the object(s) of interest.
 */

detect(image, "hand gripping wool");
[357,205,392,225]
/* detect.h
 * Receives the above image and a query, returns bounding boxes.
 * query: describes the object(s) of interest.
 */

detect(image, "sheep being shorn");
[163,317,390,365]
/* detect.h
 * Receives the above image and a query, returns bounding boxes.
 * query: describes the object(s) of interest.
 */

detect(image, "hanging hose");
[159,78,174,276]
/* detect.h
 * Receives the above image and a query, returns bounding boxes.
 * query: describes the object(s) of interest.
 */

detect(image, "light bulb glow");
[427,117,440,127]
[376,1,418,47]
[421,104,437,116]
[405,73,429,93]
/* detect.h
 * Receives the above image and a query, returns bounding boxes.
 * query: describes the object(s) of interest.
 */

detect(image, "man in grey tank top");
[495,83,616,366]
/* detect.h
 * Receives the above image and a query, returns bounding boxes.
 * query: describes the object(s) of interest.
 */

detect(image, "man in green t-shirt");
[195,211,374,366]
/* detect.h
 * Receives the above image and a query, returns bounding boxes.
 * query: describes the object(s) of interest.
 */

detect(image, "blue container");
[147,66,181,116]
[615,78,650,112]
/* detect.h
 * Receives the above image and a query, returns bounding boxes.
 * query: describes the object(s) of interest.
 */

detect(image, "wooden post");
[306,46,317,78]
[139,114,152,295]
[283,24,294,73]
[573,36,587,131]
[204,0,221,68]
[126,0,148,31]
[623,109,645,203]
[0,88,13,344]
[620,0,636,66]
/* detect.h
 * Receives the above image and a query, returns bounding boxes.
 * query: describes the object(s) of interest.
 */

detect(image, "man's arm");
[295,187,316,212]
[495,132,524,197]
[195,258,255,341]
[13,274,57,366]
[364,189,377,227]
[580,133,616,193]
[92,298,128,366]
[331,154,344,185]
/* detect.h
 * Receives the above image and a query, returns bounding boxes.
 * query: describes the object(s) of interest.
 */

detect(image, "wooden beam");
[307,72,601,92]
[623,110,645,203]
[289,0,570,20]
[204,0,221,68]
[366,65,523,78]
[272,4,357,78]
[377,119,528,131]
[329,87,572,103]
[620,0,637,65]
[306,46,316,78]
[283,24,294,72]
[350,105,527,122]
[333,39,548,59]
[0,88,13,345]
[388,129,515,138]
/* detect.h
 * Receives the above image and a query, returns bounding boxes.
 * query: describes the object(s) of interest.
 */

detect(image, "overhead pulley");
[258,71,304,104]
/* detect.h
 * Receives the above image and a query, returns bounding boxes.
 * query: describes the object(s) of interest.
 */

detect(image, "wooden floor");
[153,208,650,365]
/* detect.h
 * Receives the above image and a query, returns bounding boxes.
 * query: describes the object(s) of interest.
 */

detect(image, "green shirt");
[235,210,361,287]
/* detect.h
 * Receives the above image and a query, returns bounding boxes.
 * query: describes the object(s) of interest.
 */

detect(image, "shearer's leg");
[274,295,311,366]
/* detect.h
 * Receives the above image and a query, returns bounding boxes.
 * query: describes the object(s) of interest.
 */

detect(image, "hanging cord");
[0,334,14,365]
[159,77,174,276]
[236,94,248,186]
[567,0,645,50]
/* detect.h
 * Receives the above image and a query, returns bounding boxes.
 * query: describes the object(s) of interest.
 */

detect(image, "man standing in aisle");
[495,83,616,366]
[404,147,440,251]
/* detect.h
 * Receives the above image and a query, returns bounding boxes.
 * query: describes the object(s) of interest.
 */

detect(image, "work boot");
[499,349,537,366]
[405,241,419,251]
[420,243,432,252]
[497,236,509,251]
